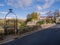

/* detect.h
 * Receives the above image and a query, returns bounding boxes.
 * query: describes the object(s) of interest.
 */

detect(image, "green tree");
[31,12,39,20]
[26,12,40,23]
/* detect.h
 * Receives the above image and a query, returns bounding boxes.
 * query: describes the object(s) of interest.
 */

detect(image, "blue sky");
[0,0,60,19]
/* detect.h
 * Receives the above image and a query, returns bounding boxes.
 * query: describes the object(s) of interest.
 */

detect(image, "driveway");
[1,24,60,45]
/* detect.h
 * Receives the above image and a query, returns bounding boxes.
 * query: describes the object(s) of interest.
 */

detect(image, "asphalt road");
[1,24,60,45]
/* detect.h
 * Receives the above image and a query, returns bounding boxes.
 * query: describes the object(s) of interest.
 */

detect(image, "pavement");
[1,24,60,45]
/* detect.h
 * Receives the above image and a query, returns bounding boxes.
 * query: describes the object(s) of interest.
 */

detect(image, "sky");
[0,0,60,19]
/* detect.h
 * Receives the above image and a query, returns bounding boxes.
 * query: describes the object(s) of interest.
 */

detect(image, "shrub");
[46,18,54,23]
[7,29,15,34]
[0,30,4,34]
[36,20,45,25]
[20,22,26,28]
[0,33,4,40]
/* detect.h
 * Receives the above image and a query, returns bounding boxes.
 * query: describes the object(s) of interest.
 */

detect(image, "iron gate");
[4,9,18,35]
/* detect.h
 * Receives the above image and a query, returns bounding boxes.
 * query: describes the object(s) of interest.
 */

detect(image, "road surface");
[1,24,60,45]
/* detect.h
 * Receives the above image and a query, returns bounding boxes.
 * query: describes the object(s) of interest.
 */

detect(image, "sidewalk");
[0,35,19,44]
[41,23,56,29]
[0,23,56,44]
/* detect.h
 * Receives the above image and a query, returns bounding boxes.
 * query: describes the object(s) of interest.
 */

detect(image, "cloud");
[40,11,47,15]
[0,11,17,18]
[6,0,55,11]
[36,0,55,15]
[55,0,60,2]
[36,5,43,11]
[36,0,55,11]
[6,16,16,19]
[40,11,49,15]
[0,3,4,6]
[42,0,55,9]
[0,12,8,15]
[0,12,8,18]
[7,0,32,8]
[6,17,12,19]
